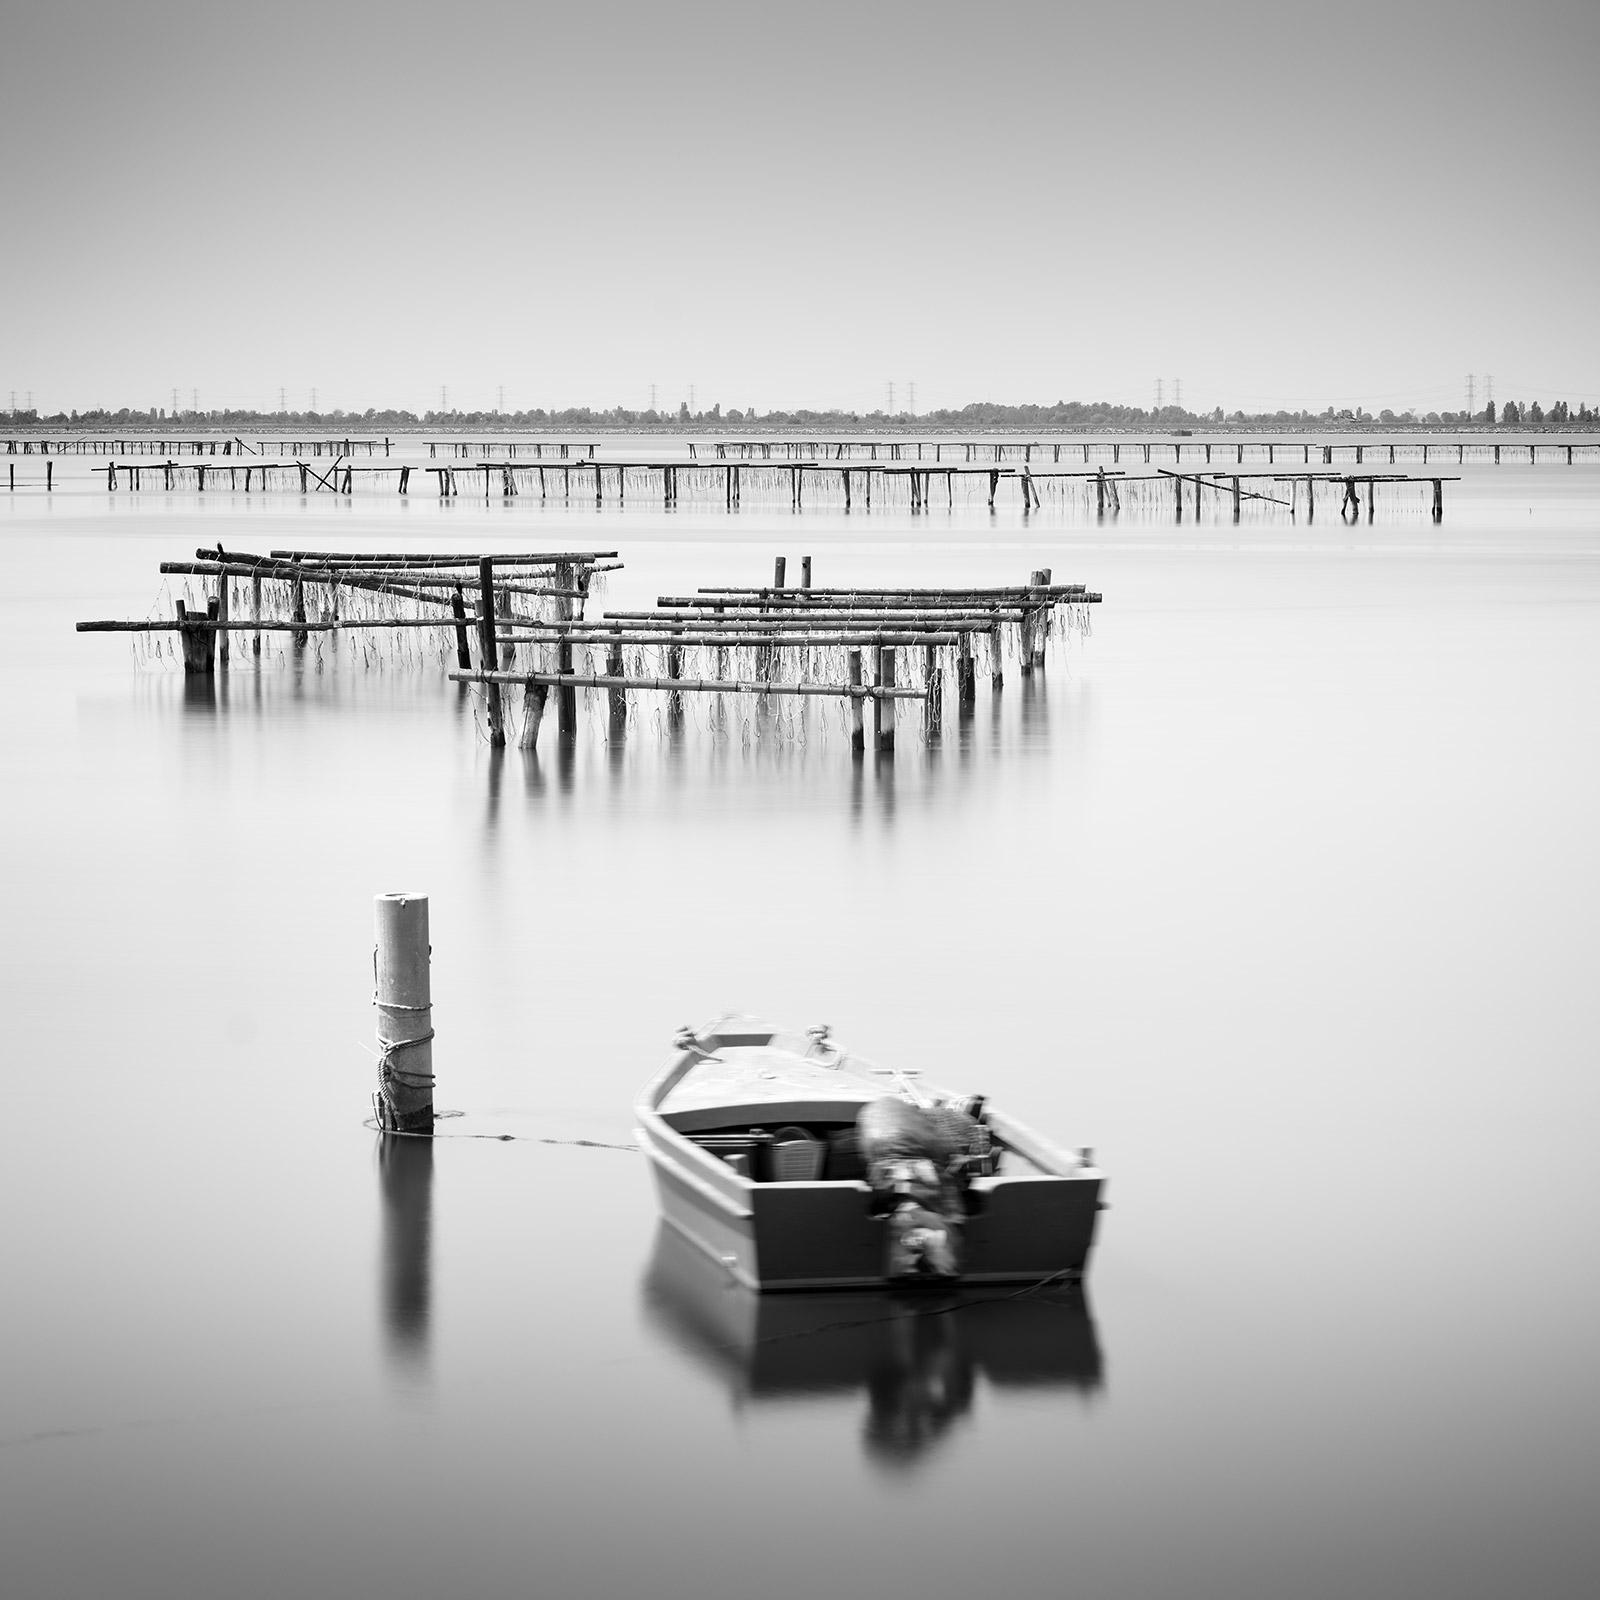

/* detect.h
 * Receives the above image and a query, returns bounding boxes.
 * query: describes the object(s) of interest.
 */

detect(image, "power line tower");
[887,381,895,414]
[908,381,916,417]
[279,387,286,413]
[171,387,179,416]
[497,385,505,415]
[1154,379,1164,411]
[650,383,657,412]
[440,386,448,414]
[1485,374,1494,410]
[1174,377,1183,410]
[1465,375,1476,416]
[310,387,317,413]
[689,384,696,414]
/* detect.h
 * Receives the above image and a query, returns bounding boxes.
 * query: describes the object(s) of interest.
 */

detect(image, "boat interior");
[657,1103,1049,1185]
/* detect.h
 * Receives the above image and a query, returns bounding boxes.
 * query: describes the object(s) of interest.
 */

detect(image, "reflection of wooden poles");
[374,893,434,1136]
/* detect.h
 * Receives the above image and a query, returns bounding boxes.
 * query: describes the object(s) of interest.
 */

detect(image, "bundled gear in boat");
[857,1097,982,1283]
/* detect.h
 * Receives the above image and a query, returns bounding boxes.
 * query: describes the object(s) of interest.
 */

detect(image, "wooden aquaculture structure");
[76,548,1102,756]
[450,559,1101,753]
[75,546,621,686]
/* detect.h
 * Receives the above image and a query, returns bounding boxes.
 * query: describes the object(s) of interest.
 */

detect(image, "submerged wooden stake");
[374,893,434,1136]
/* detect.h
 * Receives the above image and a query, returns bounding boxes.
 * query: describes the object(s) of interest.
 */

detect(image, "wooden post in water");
[606,641,627,736]
[923,643,942,741]
[476,558,505,747]
[555,560,577,739]
[801,555,812,589]
[1231,477,1241,522]
[216,574,230,667]
[175,599,217,675]
[1030,569,1050,669]
[958,632,975,706]
[374,893,434,1136]
[450,585,471,669]
[848,650,865,751]
[874,647,896,752]
[251,576,262,658]
[1432,479,1443,523]
[496,588,515,671]
[291,563,308,648]
[774,556,786,588]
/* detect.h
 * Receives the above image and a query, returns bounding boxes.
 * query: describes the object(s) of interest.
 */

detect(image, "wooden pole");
[606,640,627,736]
[874,647,895,751]
[216,574,230,668]
[251,576,262,658]
[849,650,865,751]
[923,643,942,741]
[477,557,505,747]
[801,555,812,590]
[291,563,307,647]
[450,585,472,669]
[555,560,577,739]
[774,556,787,588]
[374,893,434,1136]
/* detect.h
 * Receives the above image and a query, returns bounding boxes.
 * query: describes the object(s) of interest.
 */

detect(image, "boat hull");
[636,1019,1105,1293]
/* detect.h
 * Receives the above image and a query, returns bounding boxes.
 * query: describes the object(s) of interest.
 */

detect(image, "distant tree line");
[8,398,1598,430]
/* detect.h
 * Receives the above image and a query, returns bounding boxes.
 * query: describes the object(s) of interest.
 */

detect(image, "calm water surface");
[3,451,1598,1599]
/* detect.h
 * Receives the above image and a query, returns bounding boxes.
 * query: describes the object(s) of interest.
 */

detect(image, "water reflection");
[376,1134,434,1383]
[640,1224,1102,1473]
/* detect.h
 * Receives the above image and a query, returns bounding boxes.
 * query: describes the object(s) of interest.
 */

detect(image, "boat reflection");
[640,1223,1102,1472]
[376,1134,434,1384]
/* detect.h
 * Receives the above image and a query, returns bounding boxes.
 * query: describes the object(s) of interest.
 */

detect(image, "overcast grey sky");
[3,0,1596,416]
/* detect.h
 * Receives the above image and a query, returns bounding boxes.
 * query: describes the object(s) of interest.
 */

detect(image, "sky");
[2,0,1597,417]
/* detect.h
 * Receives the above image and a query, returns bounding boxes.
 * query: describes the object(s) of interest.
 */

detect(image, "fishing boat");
[634,1017,1105,1292]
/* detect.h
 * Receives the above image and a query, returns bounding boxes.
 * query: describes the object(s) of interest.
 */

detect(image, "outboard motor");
[857,1098,973,1285]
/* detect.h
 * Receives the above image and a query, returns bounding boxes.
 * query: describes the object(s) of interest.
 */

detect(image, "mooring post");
[291,562,308,648]
[874,647,896,752]
[990,622,1004,690]
[848,650,865,751]
[801,555,812,589]
[216,574,230,668]
[774,555,787,588]
[1232,477,1241,522]
[477,557,505,747]
[46,460,52,492]
[251,575,262,658]
[1432,479,1443,523]
[373,893,434,1136]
